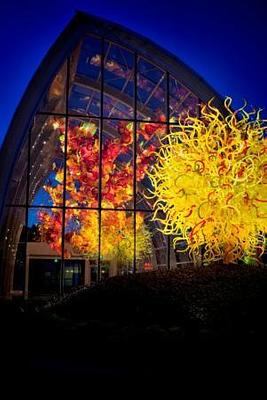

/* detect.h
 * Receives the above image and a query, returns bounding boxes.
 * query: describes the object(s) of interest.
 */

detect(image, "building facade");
[0,12,224,299]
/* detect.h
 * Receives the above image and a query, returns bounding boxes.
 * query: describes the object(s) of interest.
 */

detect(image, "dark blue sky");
[0,0,266,147]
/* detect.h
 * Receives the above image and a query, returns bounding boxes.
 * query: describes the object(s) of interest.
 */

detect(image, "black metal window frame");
[4,33,201,297]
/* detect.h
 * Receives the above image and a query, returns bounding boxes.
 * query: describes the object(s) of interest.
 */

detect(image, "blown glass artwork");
[148,97,267,264]
[37,117,165,262]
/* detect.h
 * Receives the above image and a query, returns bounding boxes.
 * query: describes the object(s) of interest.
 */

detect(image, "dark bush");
[47,263,267,337]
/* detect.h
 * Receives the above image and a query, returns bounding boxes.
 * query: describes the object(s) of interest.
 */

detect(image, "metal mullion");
[5,204,153,213]
[133,52,138,274]
[66,207,152,213]
[23,122,32,299]
[166,71,171,270]
[37,110,179,126]
[60,56,70,297]
[97,37,105,283]
[6,204,63,209]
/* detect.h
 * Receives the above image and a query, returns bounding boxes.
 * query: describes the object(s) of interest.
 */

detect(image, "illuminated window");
[0,13,223,298]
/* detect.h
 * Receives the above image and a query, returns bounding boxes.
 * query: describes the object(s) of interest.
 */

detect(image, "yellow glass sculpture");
[148,97,267,264]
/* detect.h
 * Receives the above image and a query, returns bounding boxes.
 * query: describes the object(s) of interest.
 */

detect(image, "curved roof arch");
[0,11,225,220]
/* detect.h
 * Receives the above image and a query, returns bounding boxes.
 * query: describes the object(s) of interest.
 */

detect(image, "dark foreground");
[1,264,267,392]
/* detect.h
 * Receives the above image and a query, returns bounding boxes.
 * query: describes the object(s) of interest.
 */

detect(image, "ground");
[1,264,267,392]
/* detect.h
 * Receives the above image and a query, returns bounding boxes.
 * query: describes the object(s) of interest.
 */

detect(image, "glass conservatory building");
[0,12,224,299]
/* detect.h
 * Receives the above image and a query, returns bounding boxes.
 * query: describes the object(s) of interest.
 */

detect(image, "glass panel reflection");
[69,35,102,117]
[104,42,134,119]
[6,136,28,205]
[102,120,133,209]
[174,233,193,267]
[39,61,67,113]
[169,76,198,121]
[136,122,167,210]
[136,211,167,271]
[76,35,102,81]
[30,116,65,207]
[64,260,84,288]
[66,118,99,208]
[1,28,212,301]
[69,84,100,116]
[137,57,167,121]
[64,209,98,258]
[101,210,134,277]
[103,93,133,120]
[0,207,26,297]
[64,209,98,287]
[27,207,62,296]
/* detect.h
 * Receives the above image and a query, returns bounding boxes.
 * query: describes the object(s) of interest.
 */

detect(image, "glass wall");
[1,34,199,298]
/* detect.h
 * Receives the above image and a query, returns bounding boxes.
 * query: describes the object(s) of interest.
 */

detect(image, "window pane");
[30,116,65,207]
[69,35,102,117]
[69,84,100,116]
[64,260,84,290]
[66,118,99,208]
[64,209,99,287]
[136,211,167,271]
[103,93,133,120]
[174,233,193,267]
[27,207,62,296]
[169,76,198,121]
[0,207,26,298]
[104,42,134,119]
[136,122,167,210]
[76,35,102,81]
[5,135,28,206]
[102,119,133,209]
[137,57,167,121]
[101,210,133,277]
[39,61,67,113]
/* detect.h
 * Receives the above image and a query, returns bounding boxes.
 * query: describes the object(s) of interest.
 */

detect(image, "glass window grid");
[4,33,201,296]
